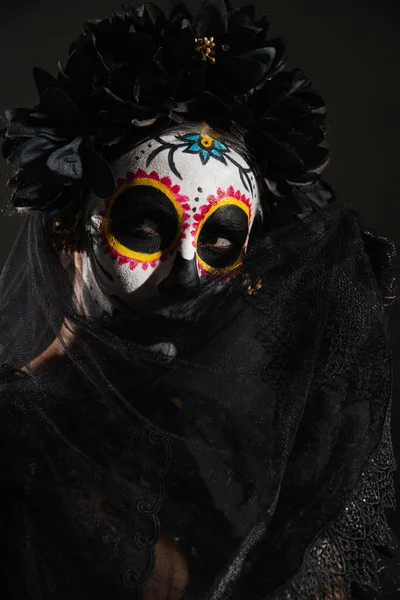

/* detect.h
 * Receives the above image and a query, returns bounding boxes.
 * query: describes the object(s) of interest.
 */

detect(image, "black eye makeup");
[100,168,254,277]
[197,204,249,270]
[107,184,180,256]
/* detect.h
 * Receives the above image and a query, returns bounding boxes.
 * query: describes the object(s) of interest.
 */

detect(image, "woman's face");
[82,126,261,317]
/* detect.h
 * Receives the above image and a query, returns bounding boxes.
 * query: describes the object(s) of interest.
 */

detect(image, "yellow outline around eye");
[196,197,250,274]
[104,177,184,262]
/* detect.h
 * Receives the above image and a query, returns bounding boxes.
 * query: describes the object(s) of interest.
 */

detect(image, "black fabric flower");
[2,79,115,212]
[1,0,330,215]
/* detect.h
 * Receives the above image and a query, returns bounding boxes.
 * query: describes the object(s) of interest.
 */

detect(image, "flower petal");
[12,182,43,200]
[7,137,56,167]
[241,47,277,71]
[43,184,82,214]
[4,108,33,124]
[33,67,59,98]
[215,56,271,93]
[194,0,228,38]
[5,122,65,142]
[214,140,228,151]
[42,87,80,125]
[84,148,115,198]
[46,136,83,179]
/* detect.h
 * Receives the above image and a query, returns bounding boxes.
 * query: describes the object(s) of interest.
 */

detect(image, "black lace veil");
[0,180,398,598]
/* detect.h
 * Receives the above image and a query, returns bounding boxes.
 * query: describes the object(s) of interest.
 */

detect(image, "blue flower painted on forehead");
[178,133,230,165]
[146,132,254,193]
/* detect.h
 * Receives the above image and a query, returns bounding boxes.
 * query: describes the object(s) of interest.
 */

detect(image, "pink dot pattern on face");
[190,186,252,247]
[191,186,252,279]
[99,169,190,271]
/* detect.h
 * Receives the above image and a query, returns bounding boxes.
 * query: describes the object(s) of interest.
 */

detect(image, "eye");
[127,220,161,253]
[101,169,188,271]
[197,203,249,271]
[131,219,160,235]
[201,236,233,249]
[106,184,180,256]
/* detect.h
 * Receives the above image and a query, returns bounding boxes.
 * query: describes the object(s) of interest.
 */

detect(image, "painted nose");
[158,253,200,298]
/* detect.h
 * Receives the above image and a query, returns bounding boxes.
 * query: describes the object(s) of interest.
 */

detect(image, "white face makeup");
[82,127,260,316]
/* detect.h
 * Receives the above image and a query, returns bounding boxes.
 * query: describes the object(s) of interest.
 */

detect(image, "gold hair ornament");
[247,278,263,295]
[195,37,216,64]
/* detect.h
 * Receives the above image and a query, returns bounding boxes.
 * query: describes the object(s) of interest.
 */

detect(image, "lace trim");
[362,228,398,309]
[273,406,397,599]
[124,427,172,590]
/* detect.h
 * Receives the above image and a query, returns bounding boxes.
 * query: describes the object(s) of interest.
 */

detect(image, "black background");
[1,0,399,534]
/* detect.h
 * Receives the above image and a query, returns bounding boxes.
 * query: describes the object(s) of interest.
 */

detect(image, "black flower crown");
[1,0,330,215]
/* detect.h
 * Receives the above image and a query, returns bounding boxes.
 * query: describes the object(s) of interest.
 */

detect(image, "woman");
[0,1,399,598]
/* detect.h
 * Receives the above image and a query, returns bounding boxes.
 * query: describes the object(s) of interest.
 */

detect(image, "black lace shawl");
[0,187,399,599]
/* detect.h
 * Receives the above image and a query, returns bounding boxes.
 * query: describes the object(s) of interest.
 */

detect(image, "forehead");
[111,129,258,200]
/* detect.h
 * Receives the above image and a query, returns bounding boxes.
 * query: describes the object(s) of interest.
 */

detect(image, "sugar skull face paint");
[82,127,260,315]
